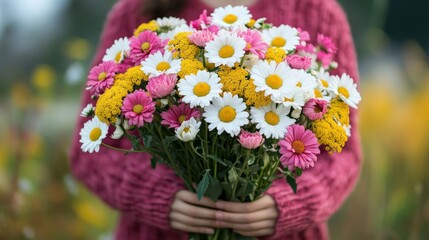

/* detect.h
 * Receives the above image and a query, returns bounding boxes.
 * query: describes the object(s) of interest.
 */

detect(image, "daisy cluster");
[80,5,361,171]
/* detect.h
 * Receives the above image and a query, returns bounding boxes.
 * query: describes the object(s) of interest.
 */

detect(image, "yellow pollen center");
[296,81,302,88]
[247,19,256,27]
[246,43,252,50]
[218,106,236,123]
[266,74,283,89]
[193,82,211,97]
[321,79,329,88]
[97,72,107,81]
[292,140,305,154]
[141,42,151,51]
[156,61,171,71]
[338,87,350,98]
[219,45,235,58]
[223,14,238,24]
[183,127,191,133]
[264,111,280,125]
[89,128,102,141]
[284,97,294,102]
[178,115,187,123]
[115,51,122,62]
[271,37,286,47]
[314,89,323,98]
[133,104,144,114]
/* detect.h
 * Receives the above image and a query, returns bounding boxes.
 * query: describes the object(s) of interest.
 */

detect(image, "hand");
[169,190,217,234]
[214,195,278,237]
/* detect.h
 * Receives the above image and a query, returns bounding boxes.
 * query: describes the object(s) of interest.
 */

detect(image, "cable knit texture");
[69,0,362,239]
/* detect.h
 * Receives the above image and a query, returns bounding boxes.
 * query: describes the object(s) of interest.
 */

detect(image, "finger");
[215,195,275,213]
[170,211,217,227]
[217,219,275,231]
[176,190,216,208]
[235,228,274,237]
[215,207,278,223]
[170,221,214,235]
[171,198,217,219]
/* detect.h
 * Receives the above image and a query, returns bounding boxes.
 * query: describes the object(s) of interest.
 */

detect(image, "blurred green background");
[0,0,428,239]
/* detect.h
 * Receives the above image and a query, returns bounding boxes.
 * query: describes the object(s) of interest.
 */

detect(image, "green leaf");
[205,176,222,202]
[143,135,152,147]
[296,168,303,177]
[197,170,210,200]
[236,181,255,198]
[228,168,238,183]
[249,164,260,175]
[286,174,297,193]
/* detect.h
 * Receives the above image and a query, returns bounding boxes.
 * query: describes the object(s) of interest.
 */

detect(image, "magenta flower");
[146,74,177,98]
[303,98,328,120]
[317,33,337,54]
[238,29,268,59]
[86,61,116,95]
[121,90,155,127]
[129,30,165,65]
[116,57,134,73]
[160,103,201,129]
[189,30,216,47]
[238,130,264,149]
[190,9,211,30]
[286,55,312,70]
[317,51,334,69]
[298,28,311,42]
[279,124,320,170]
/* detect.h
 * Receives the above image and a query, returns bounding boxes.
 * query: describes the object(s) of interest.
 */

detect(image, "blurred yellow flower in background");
[31,65,56,92]
[64,38,91,60]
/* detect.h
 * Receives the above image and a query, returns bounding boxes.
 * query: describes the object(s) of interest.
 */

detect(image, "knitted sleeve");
[69,0,184,230]
[263,1,362,239]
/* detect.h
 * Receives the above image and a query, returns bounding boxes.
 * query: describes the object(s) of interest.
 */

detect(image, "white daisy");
[159,24,194,41]
[80,103,95,117]
[141,50,181,77]
[329,73,361,108]
[111,125,124,139]
[203,92,249,136]
[287,69,318,94]
[102,37,130,63]
[250,103,295,139]
[175,117,201,142]
[79,117,109,153]
[250,60,294,101]
[156,17,187,31]
[291,108,302,119]
[273,89,306,110]
[205,30,246,67]
[177,70,222,108]
[249,17,267,29]
[211,5,252,29]
[262,24,300,52]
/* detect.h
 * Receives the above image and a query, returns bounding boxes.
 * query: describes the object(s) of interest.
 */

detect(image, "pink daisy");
[302,98,328,120]
[188,30,216,47]
[86,61,116,95]
[129,30,165,65]
[317,33,337,54]
[116,57,134,73]
[121,90,155,127]
[237,29,268,59]
[286,55,312,70]
[160,103,201,129]
[317,51,334,69]
[190,9,211,30]
[146,74,177,98]
[298,28,311,42]
[238,130,264,150]
[279,124,320,170]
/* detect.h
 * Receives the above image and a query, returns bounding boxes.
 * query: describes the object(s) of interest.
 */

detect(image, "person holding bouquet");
[69,0,362,239]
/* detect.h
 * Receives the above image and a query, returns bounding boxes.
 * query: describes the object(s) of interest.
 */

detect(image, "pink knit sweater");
[69,0,362,239]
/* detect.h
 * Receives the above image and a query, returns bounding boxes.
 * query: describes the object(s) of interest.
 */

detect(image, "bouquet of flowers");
[79,5,361,239]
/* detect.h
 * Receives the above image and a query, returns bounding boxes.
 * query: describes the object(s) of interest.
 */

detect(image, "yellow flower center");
[219,45,235,58]
[89,128,102,141]
[183,127,191,133]
[296,81,302,88]
[133,104,144,114]
[223,14,238,24]
[141,42,151,51]
[193,82,211,97]
[271,37,286,47]
[247,19,256,27]
[265,74,283,89]
[218,106,236,123]
[264,111,279,125]
[338,87,350,98]
[284,97,294,102]
[115,51,122,63]
[246,43,252,50]
[205,62,216,71]
[178,115,187,123]
[321,79,329,88]
[314,89,323,98]
[292,140,305,154]
[156,61,171,71]
[97,72,107,81]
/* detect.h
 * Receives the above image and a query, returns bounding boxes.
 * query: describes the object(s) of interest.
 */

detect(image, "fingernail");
[215,211,223,220]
